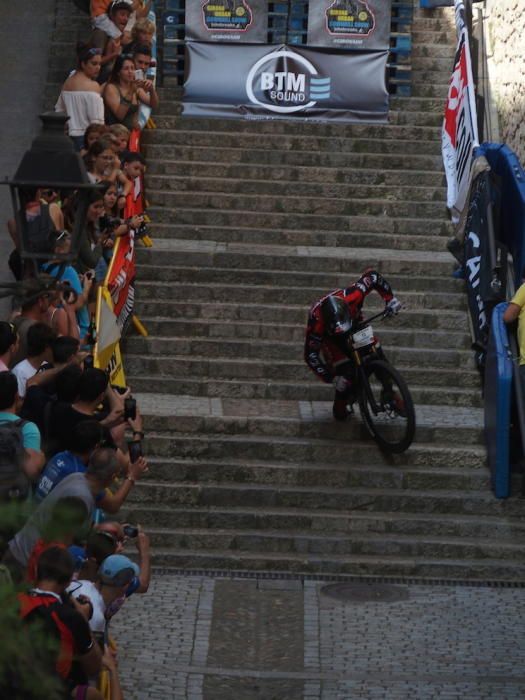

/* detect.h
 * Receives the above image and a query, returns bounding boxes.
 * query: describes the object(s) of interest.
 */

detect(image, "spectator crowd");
[1,1,160,698]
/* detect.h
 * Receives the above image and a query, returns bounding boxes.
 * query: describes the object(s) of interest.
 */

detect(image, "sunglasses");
[86,48,102,57]
[41,189,57,197]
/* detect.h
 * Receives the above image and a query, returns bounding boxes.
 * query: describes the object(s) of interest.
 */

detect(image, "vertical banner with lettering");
[442,0,479,221]
[185,0,268,43]
[307,0,392,50]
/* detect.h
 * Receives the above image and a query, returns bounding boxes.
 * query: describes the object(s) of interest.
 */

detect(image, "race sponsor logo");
[246,49,331,114]
[202,0,253,32]
[326,0,375,37]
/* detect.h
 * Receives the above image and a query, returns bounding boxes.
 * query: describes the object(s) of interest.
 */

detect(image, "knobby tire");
[358,359,416,454]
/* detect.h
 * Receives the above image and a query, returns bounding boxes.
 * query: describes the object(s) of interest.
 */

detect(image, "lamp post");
[3,111,96,275]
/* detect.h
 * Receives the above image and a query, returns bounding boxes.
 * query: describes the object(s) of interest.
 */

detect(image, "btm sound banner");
[183,43,389,122]
[307,0,393,50]
[185,0,268,43]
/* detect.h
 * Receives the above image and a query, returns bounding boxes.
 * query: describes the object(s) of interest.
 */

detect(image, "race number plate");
[352,325,374,348]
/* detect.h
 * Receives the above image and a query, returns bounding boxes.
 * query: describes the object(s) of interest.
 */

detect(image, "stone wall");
[484,0,525,163]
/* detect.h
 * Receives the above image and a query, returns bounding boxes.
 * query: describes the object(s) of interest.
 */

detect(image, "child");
[108,123,130,157]
[80,122,109,157]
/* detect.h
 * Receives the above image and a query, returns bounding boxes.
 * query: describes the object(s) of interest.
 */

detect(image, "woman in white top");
[55,44,105,151]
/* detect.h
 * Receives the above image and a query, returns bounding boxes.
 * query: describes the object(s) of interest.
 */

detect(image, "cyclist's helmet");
[321,295,354,338]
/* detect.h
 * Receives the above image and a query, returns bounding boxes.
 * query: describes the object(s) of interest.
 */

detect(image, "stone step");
[147,161,446,188]
[144,528,525,561]
[136,241,456,275]
[143,143,444,171]
[150,119,441,143]
[126,324,470,351]
[127,374,481,407]
[410,81,449,98]
[144,130,443,155]
[125,351,475,382]
[148,189,447,219]
[410,15,454,31]
[134,305,468,334]
[146,175,445,204]
[134,293,465,321]
[411,43,455,59]
[411,29,455,45]
[142,549,525,580]
[135,282,463,309]
[136,264,461,294]
[135,402,482,446]
[122,505,525,541]
[127,362,480,395]
[128,480,524,519]
[145,205,452,236]
[127,343,472,377]
[140,431,484,469]
[411,56,457,72]
[139,455,490,492]
[146,223,451,251]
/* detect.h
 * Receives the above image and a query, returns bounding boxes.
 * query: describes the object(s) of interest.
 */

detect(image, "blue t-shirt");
[41,262,90,339]
[0,412,41,450]
[34,450,86,503]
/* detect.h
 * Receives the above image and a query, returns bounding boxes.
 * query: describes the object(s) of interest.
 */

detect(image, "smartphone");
[124,396,137,421]
[123,524,139,538]
[128,440,142,463]
[134,69,144,81]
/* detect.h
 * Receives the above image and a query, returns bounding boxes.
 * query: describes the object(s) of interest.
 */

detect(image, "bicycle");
[338,308,416,453]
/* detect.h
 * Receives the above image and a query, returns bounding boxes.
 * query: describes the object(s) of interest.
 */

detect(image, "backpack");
[20,203,55,258]
[18,591,75,679]
[0,418,30,502]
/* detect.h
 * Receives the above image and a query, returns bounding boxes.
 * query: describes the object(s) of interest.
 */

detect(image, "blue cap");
[98,554,139,587]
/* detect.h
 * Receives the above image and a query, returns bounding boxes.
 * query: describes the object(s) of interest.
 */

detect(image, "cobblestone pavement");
[111,574,525,700]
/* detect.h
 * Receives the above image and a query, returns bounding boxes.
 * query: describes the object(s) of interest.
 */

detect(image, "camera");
[123,524,139,538]
[124,396,137,421]
[136,220,149,239]
[99,214,121,233]
[128,440,142,463]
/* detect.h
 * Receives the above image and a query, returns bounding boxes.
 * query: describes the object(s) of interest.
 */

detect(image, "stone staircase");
[45,1,525,579]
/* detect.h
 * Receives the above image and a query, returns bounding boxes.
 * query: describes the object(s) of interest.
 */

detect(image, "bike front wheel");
[358,359,416,453]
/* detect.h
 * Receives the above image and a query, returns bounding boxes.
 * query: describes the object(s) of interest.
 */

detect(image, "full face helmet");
[321,295,354,341]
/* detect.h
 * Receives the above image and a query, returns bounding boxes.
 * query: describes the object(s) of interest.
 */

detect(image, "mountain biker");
[304,269,401,420]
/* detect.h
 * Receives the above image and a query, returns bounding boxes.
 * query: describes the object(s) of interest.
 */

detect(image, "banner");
[307,0,392,50]
[463,168,505,368]
[184,42,388,122]
[442,0,479,221]
[94,287,126,388]
[185,0,268,43]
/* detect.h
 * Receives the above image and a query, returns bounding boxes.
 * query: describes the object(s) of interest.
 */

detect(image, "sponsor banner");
[307,0,392,50]
[183,43,388,122]
[442,0,479,221]
[106,233,136,334]
[463,169,505,367]
[185,0,268,43]
[95,287,121,371]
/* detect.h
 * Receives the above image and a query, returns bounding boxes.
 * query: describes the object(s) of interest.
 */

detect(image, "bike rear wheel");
[358,359,416,453]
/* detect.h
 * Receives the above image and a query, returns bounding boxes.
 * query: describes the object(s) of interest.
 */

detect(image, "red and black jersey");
[304,269,394,383]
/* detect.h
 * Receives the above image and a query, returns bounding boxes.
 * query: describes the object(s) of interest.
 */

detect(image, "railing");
[160,0,414,95]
